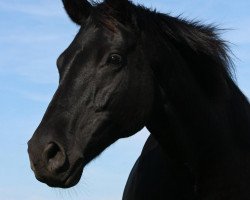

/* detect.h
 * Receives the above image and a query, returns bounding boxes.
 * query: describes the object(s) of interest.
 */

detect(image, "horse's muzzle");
[27,137,79,188]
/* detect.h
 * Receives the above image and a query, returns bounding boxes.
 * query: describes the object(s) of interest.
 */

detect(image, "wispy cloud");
[20,91,53,103]
[0,1,63,18]
[0,57,59,85]
[0,86,54,103]
[0,34,61,44]
[15,64,59,85]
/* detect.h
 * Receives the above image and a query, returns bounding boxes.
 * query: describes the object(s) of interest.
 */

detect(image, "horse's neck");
[146,79,250,196]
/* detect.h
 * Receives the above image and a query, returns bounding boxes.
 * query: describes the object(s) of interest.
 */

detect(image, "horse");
[28,0,250,199]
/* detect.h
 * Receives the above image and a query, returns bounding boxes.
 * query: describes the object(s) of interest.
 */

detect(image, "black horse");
[28,0,250,199]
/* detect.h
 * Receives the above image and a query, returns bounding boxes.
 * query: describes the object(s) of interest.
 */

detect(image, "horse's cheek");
[120,70,154,133]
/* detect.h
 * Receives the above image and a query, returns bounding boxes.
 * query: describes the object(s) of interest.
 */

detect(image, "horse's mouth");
[40,159,84,189]
[63,161,84,188]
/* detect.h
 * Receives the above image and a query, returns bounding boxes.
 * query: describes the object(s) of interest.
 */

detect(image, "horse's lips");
[64,161,84,188]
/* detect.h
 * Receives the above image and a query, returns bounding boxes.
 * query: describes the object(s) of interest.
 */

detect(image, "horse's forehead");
[75,25,109,44]
[76,23,128,49]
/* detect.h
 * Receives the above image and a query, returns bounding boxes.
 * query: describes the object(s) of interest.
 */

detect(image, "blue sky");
[0,0,249,199]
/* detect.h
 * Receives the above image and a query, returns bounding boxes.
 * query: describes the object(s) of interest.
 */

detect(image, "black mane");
[140,10,234,98]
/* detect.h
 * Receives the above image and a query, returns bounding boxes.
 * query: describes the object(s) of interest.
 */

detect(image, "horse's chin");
[62,162,84,188]
[35,159,84,189]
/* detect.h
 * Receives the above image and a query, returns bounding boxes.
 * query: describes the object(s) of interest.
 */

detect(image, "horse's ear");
[62,0,92,25]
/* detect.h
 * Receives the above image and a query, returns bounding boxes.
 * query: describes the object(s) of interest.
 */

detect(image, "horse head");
[28,0,155,188]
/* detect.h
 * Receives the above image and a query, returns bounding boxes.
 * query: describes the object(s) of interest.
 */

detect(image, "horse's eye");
[107,54,123,66]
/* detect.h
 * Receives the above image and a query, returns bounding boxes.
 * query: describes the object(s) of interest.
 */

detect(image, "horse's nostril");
[46,143,60,160]
[43,142,67,173]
